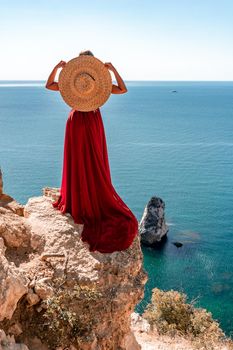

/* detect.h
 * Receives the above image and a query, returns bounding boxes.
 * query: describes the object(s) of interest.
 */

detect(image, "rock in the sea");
[173,241,183,248]
[0,178,148,350]
[139,196,168,246]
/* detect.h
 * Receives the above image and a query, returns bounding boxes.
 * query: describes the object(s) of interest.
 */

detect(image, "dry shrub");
[143,288,233,350]
[42,283,103,348]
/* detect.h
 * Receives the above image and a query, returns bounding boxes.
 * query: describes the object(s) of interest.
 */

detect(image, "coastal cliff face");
[0,172,148,350]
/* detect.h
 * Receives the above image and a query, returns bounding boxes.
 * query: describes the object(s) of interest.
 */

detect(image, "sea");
[0,80,233,336]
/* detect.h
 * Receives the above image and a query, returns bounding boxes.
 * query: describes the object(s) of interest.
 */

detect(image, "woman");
[45,50,138,253]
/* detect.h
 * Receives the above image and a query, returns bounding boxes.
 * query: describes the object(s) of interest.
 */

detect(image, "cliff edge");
[0,175,148,350]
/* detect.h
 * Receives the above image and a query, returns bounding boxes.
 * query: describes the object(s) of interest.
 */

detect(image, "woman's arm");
[104,63,127,94]
[45,60,66,91]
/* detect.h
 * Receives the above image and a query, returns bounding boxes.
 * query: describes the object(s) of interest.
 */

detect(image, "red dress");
[52,108,138,253]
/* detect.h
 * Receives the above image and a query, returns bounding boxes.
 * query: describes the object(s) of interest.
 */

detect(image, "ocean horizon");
[0,80,233,336]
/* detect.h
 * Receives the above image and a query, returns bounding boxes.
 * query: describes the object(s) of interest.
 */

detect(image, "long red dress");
[52,108,138,253]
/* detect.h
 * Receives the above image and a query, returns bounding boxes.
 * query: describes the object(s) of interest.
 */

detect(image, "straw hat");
[58,55,112,112]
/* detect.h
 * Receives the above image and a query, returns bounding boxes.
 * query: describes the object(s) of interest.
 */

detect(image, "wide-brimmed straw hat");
[58,55,112,112]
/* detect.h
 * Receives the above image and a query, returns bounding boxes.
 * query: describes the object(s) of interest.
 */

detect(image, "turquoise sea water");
[0,81,233,336]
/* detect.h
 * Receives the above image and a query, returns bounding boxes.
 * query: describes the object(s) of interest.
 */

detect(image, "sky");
[1,0,233,80]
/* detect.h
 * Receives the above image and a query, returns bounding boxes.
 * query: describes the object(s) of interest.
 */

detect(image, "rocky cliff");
[0,170,148,350]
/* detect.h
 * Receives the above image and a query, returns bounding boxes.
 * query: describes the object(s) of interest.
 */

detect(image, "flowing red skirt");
[52,108,138,253]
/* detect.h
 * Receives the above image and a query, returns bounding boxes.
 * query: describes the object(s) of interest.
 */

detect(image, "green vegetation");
[143,288,233,350]
[42,281,103,348]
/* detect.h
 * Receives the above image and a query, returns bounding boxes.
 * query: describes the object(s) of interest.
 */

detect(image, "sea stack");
[139,196,169,246]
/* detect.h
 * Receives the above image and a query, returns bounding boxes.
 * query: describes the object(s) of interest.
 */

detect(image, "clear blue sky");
[1,0,233,80]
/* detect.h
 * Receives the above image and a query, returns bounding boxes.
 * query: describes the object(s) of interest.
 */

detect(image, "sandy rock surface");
[0,184,148,350]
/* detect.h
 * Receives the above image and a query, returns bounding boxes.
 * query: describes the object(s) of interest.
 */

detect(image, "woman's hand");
[45,61,66,91]
[104,62,127,94]
[104,62,116,72]
[55,60,67,69]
